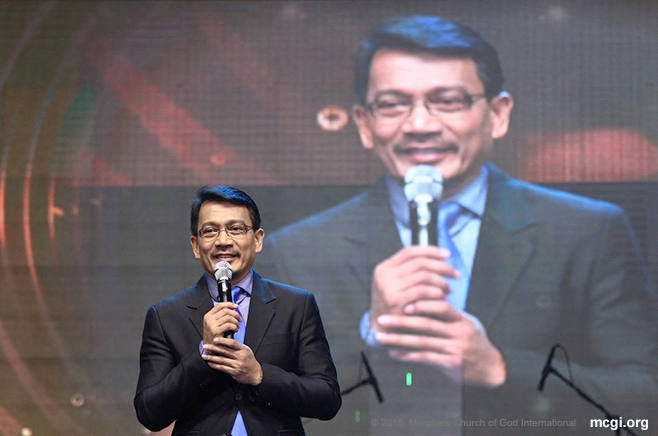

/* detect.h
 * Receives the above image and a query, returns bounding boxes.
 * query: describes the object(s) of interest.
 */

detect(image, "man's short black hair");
[190,186,261,236]
[354,15,505,104]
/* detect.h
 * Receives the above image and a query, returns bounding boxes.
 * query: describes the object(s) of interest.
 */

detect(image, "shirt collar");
[205,269,254,302]
[449,165,488,217]
[386,165,489,228]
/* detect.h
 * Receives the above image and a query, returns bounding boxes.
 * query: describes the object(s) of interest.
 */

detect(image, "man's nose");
[214,229,234,245]
[402,100,443,133]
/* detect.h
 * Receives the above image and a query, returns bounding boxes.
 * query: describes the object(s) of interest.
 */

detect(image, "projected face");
[353,49,513,197]
[190,201,264,283]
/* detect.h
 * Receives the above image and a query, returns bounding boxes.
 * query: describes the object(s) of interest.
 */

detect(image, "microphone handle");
[410,200,439,246]
[429,200,438,246]
[218,278,234,339]
[410,203,420,245]
[219,278,232,303]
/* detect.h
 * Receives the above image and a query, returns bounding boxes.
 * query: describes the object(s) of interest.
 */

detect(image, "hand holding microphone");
[369,166,507,385]
[203,261,261,383]
[370,165,453,329]
[201,261,238,344]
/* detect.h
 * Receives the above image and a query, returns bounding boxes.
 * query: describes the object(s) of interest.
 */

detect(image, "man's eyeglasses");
[365,88,486,120]
[197,225,254,240]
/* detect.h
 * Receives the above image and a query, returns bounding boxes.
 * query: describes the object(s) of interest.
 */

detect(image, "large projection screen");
[1,1,657,435]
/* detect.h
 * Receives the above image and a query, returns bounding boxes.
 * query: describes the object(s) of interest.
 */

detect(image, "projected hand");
[369,246,506,387]
[369,245,458,333]
[374,302,506,387]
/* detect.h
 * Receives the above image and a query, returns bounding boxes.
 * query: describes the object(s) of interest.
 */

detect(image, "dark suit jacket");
[258,165,658,435]
[134,271,341,436]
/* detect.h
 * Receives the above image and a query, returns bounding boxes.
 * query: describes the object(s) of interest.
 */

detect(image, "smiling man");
[353,49,512,200]
[135,186,340,436]
[259,16,658,435]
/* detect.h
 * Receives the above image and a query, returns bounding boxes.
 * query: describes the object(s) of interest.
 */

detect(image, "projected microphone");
[361,352,384,403]
[537,344,558,391]
[214,261,234,339]
[404,165,443,246]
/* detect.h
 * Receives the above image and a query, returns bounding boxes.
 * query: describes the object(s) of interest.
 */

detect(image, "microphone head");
[404,165,443,204]
[214,261,233,282]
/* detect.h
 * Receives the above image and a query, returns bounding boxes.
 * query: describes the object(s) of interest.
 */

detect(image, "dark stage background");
[1,1,657,435]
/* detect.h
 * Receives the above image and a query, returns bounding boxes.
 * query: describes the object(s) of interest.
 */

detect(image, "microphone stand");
[340,378,373,397]
[542,365,637,436]
[340,352,384,403]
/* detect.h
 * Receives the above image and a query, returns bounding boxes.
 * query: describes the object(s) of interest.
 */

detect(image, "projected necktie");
[231,287,249,436]
[439,202,469,310]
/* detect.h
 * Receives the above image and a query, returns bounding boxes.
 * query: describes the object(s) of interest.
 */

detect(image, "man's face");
[190,201,264,283]
[353,49,513,197]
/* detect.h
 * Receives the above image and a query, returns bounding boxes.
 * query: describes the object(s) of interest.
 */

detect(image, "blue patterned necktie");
[439,202,469,310]
[231,287,249,436]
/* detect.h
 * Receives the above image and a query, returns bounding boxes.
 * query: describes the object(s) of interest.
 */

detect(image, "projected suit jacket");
[258,164,658,435]
[134,271,341,436]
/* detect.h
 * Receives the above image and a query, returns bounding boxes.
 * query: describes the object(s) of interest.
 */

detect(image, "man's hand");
[202,302,241,346]
[374,300,506,387]
[202,339,263,386]
[370,245,458,332]
[369,246,506,387]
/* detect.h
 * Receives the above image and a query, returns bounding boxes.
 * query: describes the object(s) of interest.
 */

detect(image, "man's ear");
[353,105,375,150]
[489,92,514,140]
[190,236,201,259]
[254,228,265,253]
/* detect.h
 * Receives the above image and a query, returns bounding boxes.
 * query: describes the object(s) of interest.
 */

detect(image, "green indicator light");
[406,372,413,386]
[355,409,361,423]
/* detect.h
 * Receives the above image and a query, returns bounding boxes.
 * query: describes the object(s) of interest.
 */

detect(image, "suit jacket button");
[236,393,243,401]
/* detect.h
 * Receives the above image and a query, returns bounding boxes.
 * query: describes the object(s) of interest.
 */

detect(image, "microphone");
[214,261,234,339]
[360,352,384,403]
[537,344,558,391]
[404,165,443,246]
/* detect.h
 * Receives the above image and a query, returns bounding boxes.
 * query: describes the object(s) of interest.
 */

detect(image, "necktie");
[232,287,248,342]
[231,287,249,436]
[439,202,469,310]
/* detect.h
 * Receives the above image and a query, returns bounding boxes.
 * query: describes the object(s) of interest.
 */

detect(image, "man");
[258,16,658,435]
[135,186,341,435]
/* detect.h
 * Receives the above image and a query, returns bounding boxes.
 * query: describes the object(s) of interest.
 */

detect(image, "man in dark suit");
[135,186,341,436]
[258,16,658,435]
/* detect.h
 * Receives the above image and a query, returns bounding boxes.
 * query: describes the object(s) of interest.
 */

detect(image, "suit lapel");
[466,166,539,329]
[244,272,276,354]
[342,178,402,291]
[187,275,214,339]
